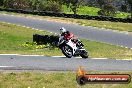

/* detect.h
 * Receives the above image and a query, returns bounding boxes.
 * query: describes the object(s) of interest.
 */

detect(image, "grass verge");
[63,6,100,16]
[63,5,130,18]
[0,11,132,32]
[0,22,132,59]
[0,71,131,88]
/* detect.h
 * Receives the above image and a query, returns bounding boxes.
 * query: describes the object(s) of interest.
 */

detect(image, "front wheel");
[61,45,73,58]
[80,50,88,59]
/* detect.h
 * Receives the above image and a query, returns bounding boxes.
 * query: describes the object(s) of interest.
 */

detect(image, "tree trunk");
[73,7,77,15]
[72,5,77,15]
[130,5,132,19]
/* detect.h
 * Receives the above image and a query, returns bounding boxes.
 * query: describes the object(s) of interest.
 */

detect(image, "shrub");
[3,0,31,9]
[39,1,62,12]
[0,0,4,6]
[98,4,116,16]
[3,0,62,12]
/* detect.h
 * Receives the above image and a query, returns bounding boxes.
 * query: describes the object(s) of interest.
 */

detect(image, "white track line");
[0,54,19,55]
[51,56,65,58]
[19,55,44,57]
[0,66,13,68]
[0,54,45,56]
[115,59,132,61]
[52,56,108,59]
[52,56,81,58]
[91,58,108,59]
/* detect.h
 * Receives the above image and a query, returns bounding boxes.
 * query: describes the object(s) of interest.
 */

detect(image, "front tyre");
[80,50,88,59]
[61,45,73,58]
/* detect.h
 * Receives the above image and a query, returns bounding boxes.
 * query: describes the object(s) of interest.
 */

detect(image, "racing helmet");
[60,27,66,34]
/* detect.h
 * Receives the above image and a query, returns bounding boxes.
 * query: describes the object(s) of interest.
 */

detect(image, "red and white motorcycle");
[58,36,88,58]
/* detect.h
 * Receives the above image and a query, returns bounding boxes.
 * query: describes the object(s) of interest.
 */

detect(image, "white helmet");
[60,27,66,34]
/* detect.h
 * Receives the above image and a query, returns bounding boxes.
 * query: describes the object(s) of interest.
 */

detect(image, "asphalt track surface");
[0,55,132,71]
[0,14,132,71]
[0,14,132,48]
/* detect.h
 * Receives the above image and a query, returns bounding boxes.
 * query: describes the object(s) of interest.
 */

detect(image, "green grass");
[0,71,131,88]
[62,5,130,18]
[63,6,100,16]
[82,39,132,59]
[0,22,62,56]
[78,6,100,16]
[116,12,131,18]
[68,19,132,32]
[0,22,132,59]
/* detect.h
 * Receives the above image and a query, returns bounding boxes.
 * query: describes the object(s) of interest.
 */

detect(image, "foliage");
[62,5,129,18]
[3,0,31,9]
[21,42,57,50]
[62,0,84,14]
[1,0,131,17]
[97,0,116,16]
[3,0,62,12]
[121,4,128,12]
[96,0,106,8]
[127,0,132,4]
[98,4,116,16]
[127,0,132,18]
[0,0,4,6]
[43,1,62,12]
[29,0,42,10]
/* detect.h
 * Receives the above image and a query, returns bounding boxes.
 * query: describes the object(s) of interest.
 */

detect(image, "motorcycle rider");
[59,27,82,47]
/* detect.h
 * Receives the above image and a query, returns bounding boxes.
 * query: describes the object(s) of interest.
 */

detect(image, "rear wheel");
[80,50,88,59]
[61,45,73,58]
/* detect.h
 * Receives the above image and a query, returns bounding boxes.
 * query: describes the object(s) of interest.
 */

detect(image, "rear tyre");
[61,45,73,58]
[80,50,88,59]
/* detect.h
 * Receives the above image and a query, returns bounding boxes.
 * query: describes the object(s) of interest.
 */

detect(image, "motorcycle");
[58,35,89,58]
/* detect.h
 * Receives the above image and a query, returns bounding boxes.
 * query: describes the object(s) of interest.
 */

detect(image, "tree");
[97,0,116,16]
[98,4,116,16]
[3,0,62,12]
[124,0,128,4]
[29,0,39,10]
[0,0,4,6]
[121,4,127,12]
[127,0,132,18]
[97,0,106,8]
[63,0,84,15]
[3,0,31,9]
[97,0,113,8]
[43,1,62,12]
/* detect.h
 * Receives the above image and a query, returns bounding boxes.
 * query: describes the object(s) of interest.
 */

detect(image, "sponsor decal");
[76,66,131,85]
